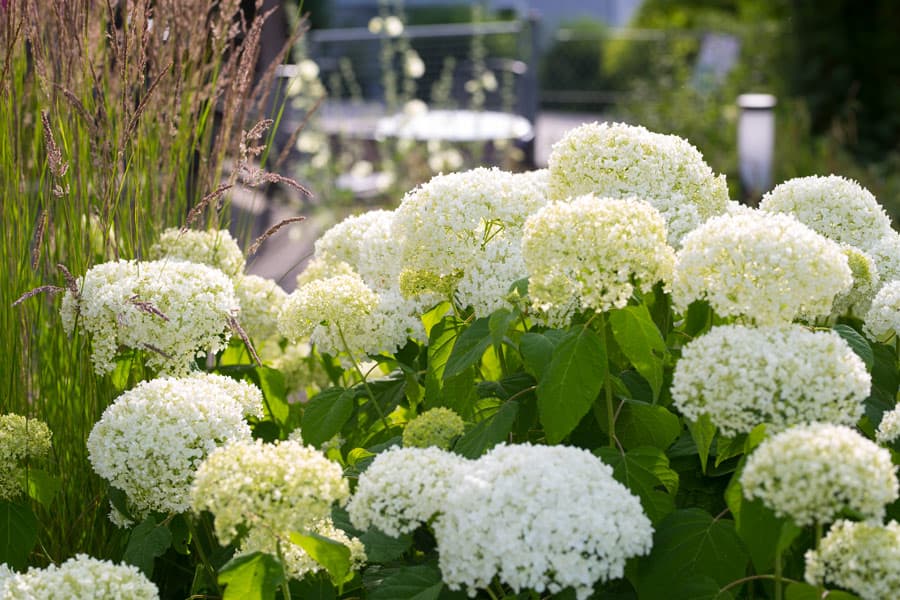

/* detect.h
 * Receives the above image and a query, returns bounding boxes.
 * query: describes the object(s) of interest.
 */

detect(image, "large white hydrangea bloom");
[864,280,900,342]
[149,227,246,277]
[392,167,547,316]
[672,212,852,325]
[672,324,870,436]
[191,439,349,545]
[347,446,468,537]
[740,423,898,526]
[2,554,158,599]
[233,274,288,341]
[87,375,254,520]
[869,231,900,285]
[759,175,894,252]
[434,444,653,600]
[805,519,900,600]
[546,121,729,246]
[60,259,239,375]
[522,195,676,327]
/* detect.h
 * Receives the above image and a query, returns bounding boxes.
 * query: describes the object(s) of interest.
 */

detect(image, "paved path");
[243,110,607,291]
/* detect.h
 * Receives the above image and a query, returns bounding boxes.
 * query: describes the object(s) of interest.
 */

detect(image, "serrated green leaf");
[23,468,60,508]
[488,308,516,350]
[518,332,557,379]
[609,305,668,401]
[637,509,748,599]
[359,529,412,563]
[833,324,874,371]
[123,516,173,577]
[255,366,290,425]
[726,478,801,573]
[596,446,678,523]
[537,327,606,444]
[454,401,519,459]
[219,552,285,600]
[290,531,353,585]
[687,415,716,474]
[0,500,37,570]
[302,388,356,447]
[368,563,444,600]
[425,317,462,402]
[444,317,492,380]
[616,402,682,450]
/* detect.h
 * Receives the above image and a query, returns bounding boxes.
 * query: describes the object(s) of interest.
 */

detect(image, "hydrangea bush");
[18,121,900,599]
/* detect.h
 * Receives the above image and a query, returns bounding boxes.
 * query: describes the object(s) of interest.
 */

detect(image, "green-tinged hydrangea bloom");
[760,175,894,252]
[672,325,870,436]
[234,274,288,341]
[522,195,675,327]
[295,258,357,289]
[239,518,366,581]
[830,245,880,318]
[869,231,900,285]
[3,554,158,599]
[547,121,728,246]
[403,408,465,449]
[347,446,469,537]
[392,167,547,316]
[259,339,330,400]
[805,520,900,600]
[87,376,253,521]
[149,227,246,277]
[0,414,52,500]
[434,444,654,600]
[740,423,898,526]
[864,280,900,343]
[876,405,900,445]
[191,439,349,546]
[60,259,239,376]
[672,211,852,325]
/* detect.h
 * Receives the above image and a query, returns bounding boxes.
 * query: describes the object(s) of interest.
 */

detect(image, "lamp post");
[736,93,777,205]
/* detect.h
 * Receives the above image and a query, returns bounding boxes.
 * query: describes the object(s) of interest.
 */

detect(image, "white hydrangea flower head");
[234,274,288,341]
[87,376,253,520]
[149,227,246,277]
[2,554,158,599]
[239,517,366,581]
[393,167,546,315]
[864,280,900,342]
[830,245,880,318]
[295,258,357,289]
[434,444,653,600]
[740,423,898,526]
[182,372,264,418]
[0,563,14,596]
[347,446,468,537]
[191,439,349,546]
[314,209,399,290]
[876,405,900,445]
[804,519,900,600]
[547,121,729,246]
[522,195,676,327]
[672,324,870,436]
[760,175,893,252]
[868,232,900,285]
[60,259,240,376]
[672,211,852,325]
[0,414,52,501]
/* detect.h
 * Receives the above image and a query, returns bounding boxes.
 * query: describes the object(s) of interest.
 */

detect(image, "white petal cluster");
[0,414,52,501]
[864,280,900,342]
[876,405,900,445]
[60,259,239,375]
[87,375,253,520]
[869,232,900,285]
[347,446,468,537]
[740,423,898,526]
[672,325,870,436]
[183,372,264,418]
[191,439,349,545]
[804,519,900,600]
[672,212,852,325]
[149,227,246,277]
[239,518,366,581]
[2,554,158,599]
[546,122,728,246]
[0,563,14,595]
[314,209,399,290]
[830,245,880,318]
[522,195,675,326]
[233,274,288,341]
[434,444,653,600]
[278,272,380,361]
[760,175,894,251]
[393,167,546,315]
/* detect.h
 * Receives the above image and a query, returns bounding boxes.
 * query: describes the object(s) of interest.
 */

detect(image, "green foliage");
[123,517,173,578]
[218,552,285,600]
[0,500,38,570]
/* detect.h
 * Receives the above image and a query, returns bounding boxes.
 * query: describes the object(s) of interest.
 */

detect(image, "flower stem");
[774,542,783,600]
[337,323,391,432]
[597,313,616,448]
